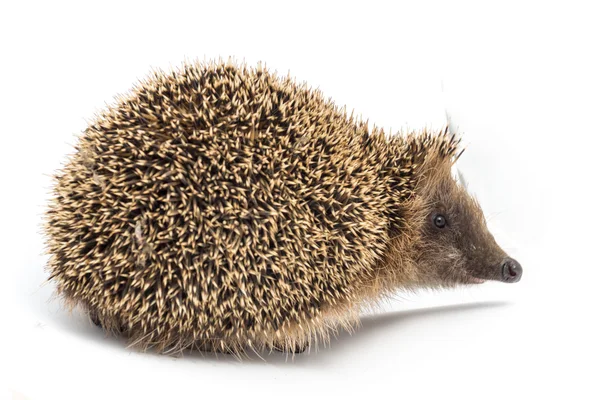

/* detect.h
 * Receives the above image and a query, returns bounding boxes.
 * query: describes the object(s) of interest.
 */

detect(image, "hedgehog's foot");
[88,309,126,333]
[198,347,235,355]
[89,310,102,327]
[272,341,308,354]
[196,341,236,355]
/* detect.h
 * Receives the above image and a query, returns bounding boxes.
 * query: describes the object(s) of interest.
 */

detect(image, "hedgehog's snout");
[501,257,522,283]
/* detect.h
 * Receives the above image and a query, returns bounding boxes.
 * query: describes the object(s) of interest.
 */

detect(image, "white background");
[1,1,598,399]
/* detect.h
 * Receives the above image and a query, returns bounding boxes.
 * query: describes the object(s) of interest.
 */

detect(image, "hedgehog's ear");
[451,164,468,189]
[404,130,463,195]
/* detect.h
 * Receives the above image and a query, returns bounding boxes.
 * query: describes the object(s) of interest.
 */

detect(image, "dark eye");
[433,214,447,228]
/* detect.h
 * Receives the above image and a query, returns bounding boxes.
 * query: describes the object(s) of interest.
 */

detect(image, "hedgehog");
[45,60,522,356]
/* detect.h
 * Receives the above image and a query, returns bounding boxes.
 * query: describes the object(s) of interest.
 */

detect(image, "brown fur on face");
[372,134,511,291]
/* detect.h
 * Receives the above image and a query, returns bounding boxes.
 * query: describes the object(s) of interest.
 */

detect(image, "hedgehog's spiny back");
[46,62,418,353]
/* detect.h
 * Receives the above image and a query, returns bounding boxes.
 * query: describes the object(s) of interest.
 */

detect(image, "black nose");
[501,257,522,283]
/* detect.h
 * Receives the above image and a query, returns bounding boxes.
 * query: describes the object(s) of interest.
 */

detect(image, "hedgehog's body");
[46,61,521,355]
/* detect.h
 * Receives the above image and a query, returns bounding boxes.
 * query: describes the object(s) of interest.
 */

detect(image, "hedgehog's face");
[412,161,522,287]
